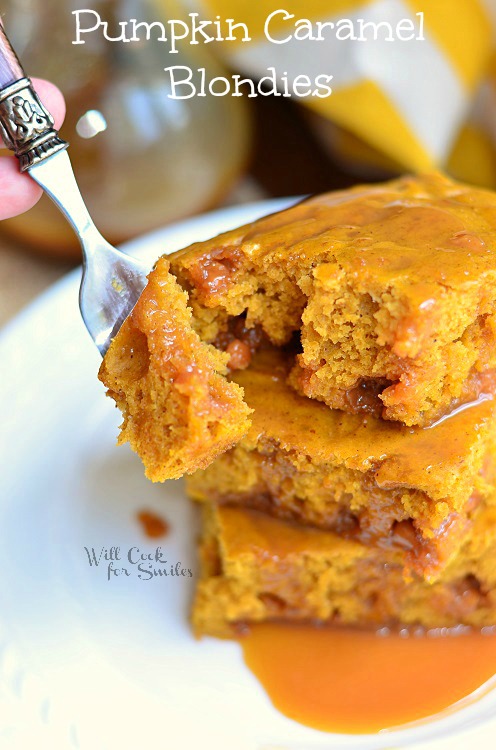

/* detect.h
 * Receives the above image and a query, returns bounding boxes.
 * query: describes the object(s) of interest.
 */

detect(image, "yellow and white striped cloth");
[197,0,496,186]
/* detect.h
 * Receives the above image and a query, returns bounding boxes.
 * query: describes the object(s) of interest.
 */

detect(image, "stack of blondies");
[101,173,496,638]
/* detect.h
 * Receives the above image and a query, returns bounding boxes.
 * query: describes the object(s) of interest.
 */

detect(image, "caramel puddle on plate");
[136,510,169,539]
[239,623,496,734]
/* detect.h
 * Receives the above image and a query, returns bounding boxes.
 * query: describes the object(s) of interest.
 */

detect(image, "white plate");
[1,199,496,750]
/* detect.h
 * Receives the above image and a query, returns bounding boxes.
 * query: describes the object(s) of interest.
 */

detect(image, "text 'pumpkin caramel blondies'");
[170,173,496,427]
[187,350,496,580]
[192,503,496,638]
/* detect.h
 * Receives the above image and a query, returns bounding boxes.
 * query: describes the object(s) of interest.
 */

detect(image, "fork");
[0,24,149,355]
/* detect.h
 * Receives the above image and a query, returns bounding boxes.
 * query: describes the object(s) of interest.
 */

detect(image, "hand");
[0,79,65,220]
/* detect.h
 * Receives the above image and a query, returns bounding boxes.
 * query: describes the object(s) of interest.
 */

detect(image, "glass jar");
[1,0,251,259]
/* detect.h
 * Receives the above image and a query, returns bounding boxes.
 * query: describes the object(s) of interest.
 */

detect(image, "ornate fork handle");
[0,26,68,170]
[0,21,149,357]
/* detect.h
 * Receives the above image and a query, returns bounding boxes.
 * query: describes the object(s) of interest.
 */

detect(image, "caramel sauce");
[232,351,496,489]
[240,623,496,734]
[226,339,252,370]
[136,510,169,539]
[174,174,496,307]
[186,247,241,296]
[215,317,265,371]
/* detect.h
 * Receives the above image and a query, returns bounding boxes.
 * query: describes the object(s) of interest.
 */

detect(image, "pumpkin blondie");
[170,173,496,427]
[192,502,496,638]
[99,258,251,481]
[187,349,496,579]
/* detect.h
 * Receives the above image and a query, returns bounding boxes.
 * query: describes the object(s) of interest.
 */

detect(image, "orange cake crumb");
[169,173,496,427]
[192,502,496,638]
[98,174,496,645]
[187,349,496,580]
[99,258,252,481]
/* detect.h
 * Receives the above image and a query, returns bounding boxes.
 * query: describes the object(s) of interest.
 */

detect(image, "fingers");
[0,154,42,218]
[0,78,66,220]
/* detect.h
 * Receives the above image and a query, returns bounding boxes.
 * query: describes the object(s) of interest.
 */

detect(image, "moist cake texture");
[187,350,496,579]
[99,173,496,642]
[99,258,251,481]
[192,503,496,638]
[170,173,496,427]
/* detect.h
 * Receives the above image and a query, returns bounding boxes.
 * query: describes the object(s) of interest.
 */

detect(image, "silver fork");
[0,24,149,356]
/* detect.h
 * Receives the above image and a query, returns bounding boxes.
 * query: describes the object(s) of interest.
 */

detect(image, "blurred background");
[1,0,495,327]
